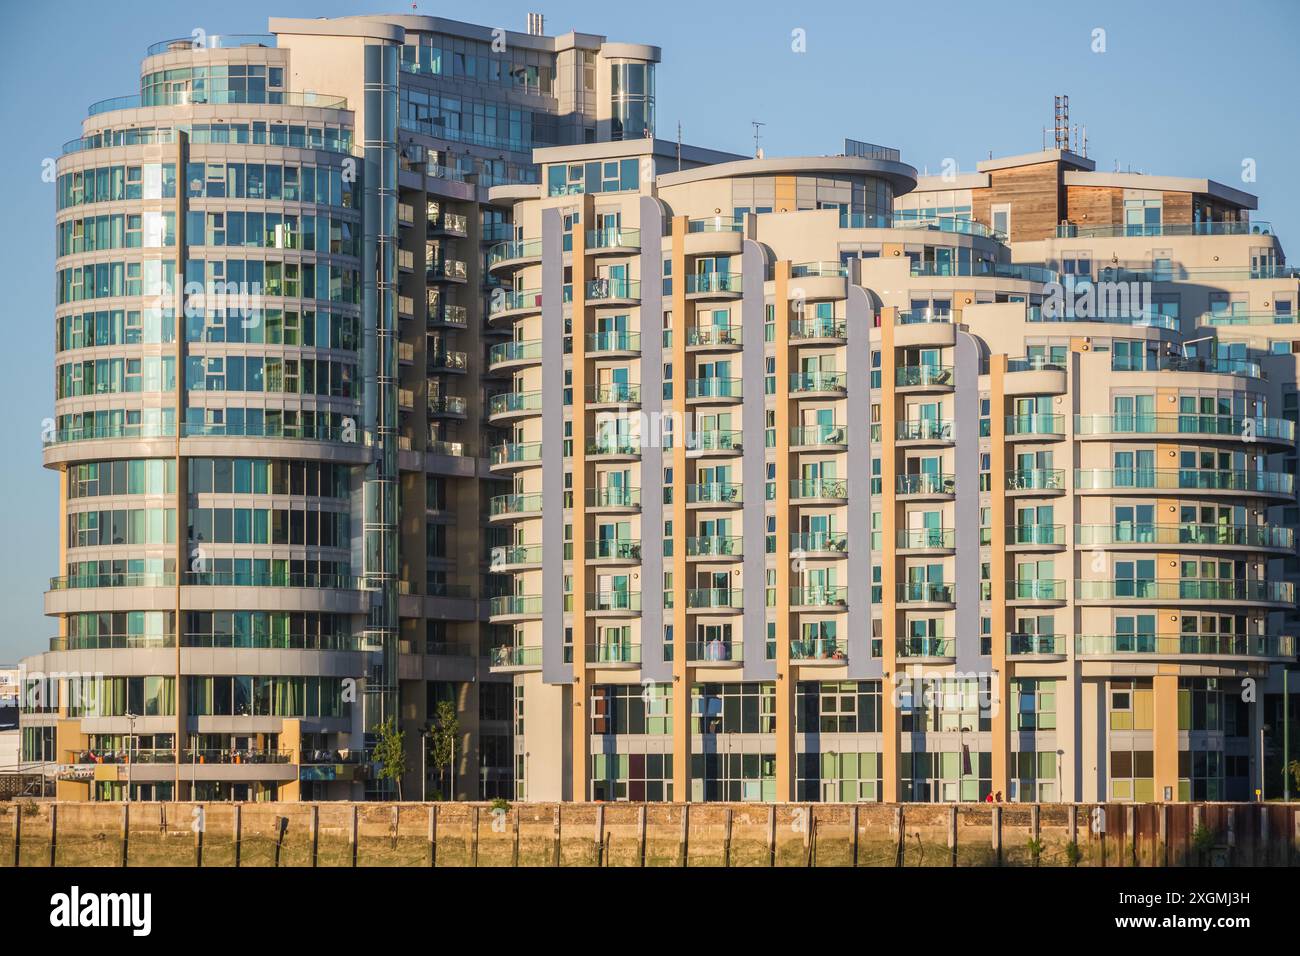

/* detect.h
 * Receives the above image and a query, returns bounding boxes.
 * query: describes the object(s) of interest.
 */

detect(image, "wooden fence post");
[851,805,859,867]
[194,804,204,868]
[273,816,288,867]
[348,804,358,867]
[512,807,521,867]
[679,803,689,867]
[637,804,647,867]
[310,804,319,868]
[120,803,129,867]
[949,804,961,866]
[48,804,57,867]
[552,805,561,867]
[767,804,776,866]
[233,804,242,869]
[722,808,733,867]
[992,805,1002,866]
[471,806,481,867]
[594,804,605,867]
[428,804,438,867]
[12,807,20,867]
[1031,804,1041,865]
[895,805,905,867]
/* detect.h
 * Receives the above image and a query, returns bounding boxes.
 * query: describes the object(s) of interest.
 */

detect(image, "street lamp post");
[1260,723,1272,802]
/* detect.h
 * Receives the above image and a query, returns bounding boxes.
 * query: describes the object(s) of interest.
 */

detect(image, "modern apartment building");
[22,13,660,801]
[488,140,1300,805]
[21,11,1299,807]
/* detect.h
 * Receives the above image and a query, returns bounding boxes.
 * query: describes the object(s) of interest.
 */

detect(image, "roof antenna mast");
[751,121,765,159]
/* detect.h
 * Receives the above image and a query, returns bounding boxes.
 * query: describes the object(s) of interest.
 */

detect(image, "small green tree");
[429,700,461,801]
[1289,759,1300,795]
[373,717,406,801]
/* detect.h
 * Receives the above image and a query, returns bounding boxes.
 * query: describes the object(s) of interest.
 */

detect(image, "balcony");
[585,277,640,303]
[1075,579,1294,605]
[685,588,743,611]
[1073,468,1293,497]
[428,350,468,373]
[588,383,641,406]
[587,591,641,613]
[790,316,848,342]
[488,390,542,419]
[489,441,543,469]
[789,371,847,396]
[685,273,743,298]
[1006,469,1065,493]
[790,586,847,609]
[790,637,848,662]
[686,535,743,559]
[489,492,544,519]
[686,482,742,506]
[586,641,641,666]
[429,304,468,329]
[1073,414,1294,445]
[897,582,955,606]
[1007,524,1066,548]
[487,238,543,270]
[427,395,467,417]
[430,213,469,237]
[1006,633,1066,658]
[896,528,955,551]
[586,436,641,458]
[585,227,641,252]
[896,637,955,661]
[686,216,743,234]
[896,419,954,443]
[791,424,846,448]
[427,259,468,282]
[895,365,954,390]
[686,325,742,350]
[1076,633,1295,661]
[1005,414,1066,438]
[489,595,543,619]
[1007,579,1066,603]
[1074,522,1293,551]
[490,544,544,569]
[586,330,641,354]
[896,473,955,497]
[685,377,742,403]
[687,429,742,455]
[790,478,848,501]
[488,339,542,371]
[586,539,642,562]
[489,289,543,321]
[685,639,743,665]
[490,644,543,671]
[791,531,848,555]
[587,487,641,511]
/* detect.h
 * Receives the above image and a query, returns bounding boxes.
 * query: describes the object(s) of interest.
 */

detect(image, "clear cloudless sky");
[0,0,1297,661]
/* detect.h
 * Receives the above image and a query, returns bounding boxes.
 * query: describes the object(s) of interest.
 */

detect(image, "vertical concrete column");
[845,285,878,678]
[569,194,594,801]
[988,355,1010,796]
[773,262,796,801]
[669,216,691,801]
[1153,671,1181,802]
[879,307,900,801]
[173,131,190,800]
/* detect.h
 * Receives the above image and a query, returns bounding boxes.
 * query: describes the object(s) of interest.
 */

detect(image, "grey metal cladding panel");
[541,207,572,684]
[639,197,669,681]
[846,285,880,678]
[954,330,987,671]
[741,241,775,680]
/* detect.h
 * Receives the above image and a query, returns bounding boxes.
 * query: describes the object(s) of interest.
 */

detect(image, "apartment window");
[991,203,1011,239]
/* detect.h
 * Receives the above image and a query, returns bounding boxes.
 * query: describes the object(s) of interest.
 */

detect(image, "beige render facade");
[489,142,1300,805]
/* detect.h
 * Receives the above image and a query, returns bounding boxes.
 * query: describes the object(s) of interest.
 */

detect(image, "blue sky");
[0,0,1296,662]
